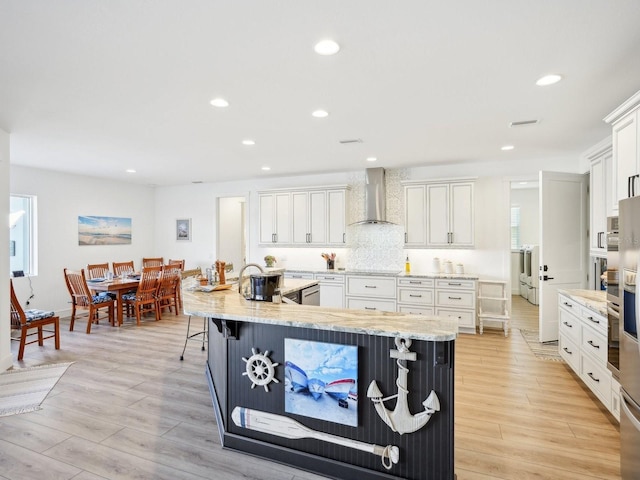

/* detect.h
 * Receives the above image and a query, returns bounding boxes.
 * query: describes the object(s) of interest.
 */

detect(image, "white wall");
[511,187,540,246]
[10,166,156,316]
[1,129,10,371]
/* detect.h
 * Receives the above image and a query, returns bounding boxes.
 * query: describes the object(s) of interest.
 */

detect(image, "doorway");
[217,196,247,274]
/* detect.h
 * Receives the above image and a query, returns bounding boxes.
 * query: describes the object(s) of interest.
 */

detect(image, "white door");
[539,171,587,342]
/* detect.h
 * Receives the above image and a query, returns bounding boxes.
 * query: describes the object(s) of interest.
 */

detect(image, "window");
[510,205,521,250]
[10,195,37,276]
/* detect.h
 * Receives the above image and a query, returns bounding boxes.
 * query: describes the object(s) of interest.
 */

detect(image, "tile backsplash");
[346,223,405,272]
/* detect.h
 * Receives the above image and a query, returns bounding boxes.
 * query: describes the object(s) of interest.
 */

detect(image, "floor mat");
[520,329,564,362]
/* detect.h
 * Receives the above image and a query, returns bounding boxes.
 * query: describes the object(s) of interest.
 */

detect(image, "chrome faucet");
[237,263,265,294]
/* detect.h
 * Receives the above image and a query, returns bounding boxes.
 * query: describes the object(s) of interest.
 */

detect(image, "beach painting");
[284,338,358,426]
[78,216,132,245]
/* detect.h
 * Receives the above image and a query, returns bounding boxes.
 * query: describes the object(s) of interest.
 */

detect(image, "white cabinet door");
[319,283,344,308]
[405,185,426,245]
[450,183,474,246]
[291,191,309,244]
[327,189,347,245]
[308,190,327,244]
[274,192,291,244]
[259,193,275,244]
[426,184,450,246]
[590,154,607,255]
[613,111,639,212]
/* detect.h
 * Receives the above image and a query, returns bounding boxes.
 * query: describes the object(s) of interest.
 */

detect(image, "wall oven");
[607,216,620,378]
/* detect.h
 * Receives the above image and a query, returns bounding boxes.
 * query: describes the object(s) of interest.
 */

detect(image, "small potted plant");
[264,255,276,268]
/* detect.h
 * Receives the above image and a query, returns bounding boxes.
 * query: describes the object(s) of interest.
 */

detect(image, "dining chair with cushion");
[112,260,136,277]
[142,257,164,268]
[167,259,185,271]
[122,265,162,325]
[64,268,116,333]
[87,263,110,279]
[156,266,181,317]
[10,279,60,360]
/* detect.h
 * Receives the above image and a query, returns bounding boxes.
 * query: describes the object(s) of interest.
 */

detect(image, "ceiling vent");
[509,119,539,127]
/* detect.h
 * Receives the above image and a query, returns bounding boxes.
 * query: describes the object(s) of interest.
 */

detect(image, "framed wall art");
[78,216,132,245]
[176,218,191,241]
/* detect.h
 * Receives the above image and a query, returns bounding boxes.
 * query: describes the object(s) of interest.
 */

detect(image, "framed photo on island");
[176,218,191,241]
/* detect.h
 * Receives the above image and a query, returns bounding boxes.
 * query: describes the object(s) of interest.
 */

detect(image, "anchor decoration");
[367,337,440,435]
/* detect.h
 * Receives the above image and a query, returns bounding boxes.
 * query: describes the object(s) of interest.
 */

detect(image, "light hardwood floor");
[2,299,619,480]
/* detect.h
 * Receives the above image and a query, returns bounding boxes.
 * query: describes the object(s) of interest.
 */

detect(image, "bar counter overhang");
[183,284,457,480]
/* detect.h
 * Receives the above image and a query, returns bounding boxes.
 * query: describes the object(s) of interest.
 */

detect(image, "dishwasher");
[283,284,320,305]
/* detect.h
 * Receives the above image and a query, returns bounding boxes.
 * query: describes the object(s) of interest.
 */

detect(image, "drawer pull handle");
[588,340,600,349]
[409,281,421,284]
[364,307,377,310]
[563,347,572,355]
[587,316,600,324]
[324,277,335,280]
[448,282,462,286]
[563,302,572,307]
[365,285,377,289]
[448,296,462,300]
[562,321,573,328]
[587,372,600,382]
[409,294,422,298]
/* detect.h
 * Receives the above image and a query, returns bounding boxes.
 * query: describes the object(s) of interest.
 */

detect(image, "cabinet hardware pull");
[563,302,572,307]
[563,347,572,354]
[448,296,462,300]
[587,372,600,382]
[324,277,335,280]
[587,316,600,324]
[364,307,376,310]
[409,294,422,298]
[343,233,346,244]
[588,340,600,349]
[409,281,421,284]
[448,282,462,286]
[365,285,377,289]
[562,321,573,328]
[405,232,408,243]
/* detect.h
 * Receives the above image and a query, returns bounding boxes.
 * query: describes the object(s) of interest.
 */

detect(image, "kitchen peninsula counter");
[183,288,457,480]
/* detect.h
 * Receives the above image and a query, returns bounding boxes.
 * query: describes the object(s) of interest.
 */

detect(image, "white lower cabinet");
[558,293,617,419]
[435,279,476,334]
[345,275,396,312]
[397,278,434,315]
[314,273,345,309]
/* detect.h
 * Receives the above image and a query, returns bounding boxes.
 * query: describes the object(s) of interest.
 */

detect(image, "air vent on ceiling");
[339,138,363,144]
[510,119,539,127]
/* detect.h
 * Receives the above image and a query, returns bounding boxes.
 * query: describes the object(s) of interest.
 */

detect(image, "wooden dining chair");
[10,279,60,360]
[156,266,181,317]
[64,268,116,333]
[122,265,162,325]
[168,259,185,271]
[87,263,110,279]
[142,257,164,268]
[112,260,135,276]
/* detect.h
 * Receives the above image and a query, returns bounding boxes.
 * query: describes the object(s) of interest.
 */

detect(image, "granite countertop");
[558,288,607,316]
[182,285,458,342]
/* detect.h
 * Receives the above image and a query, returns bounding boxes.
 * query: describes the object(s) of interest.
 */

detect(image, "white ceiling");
[2,1,640,187]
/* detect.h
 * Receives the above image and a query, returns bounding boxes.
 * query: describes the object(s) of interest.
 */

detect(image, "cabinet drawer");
[558,308,581,345]
[581,325,607,365]
[346,276,396,298]
[435,279,475,290]
[436,308,475,329]
[559,334,580,373]
[346,297,396,312]
[285,272,314,280]
[398,278,434,288]
[558,294,579,313]
[397,288,434,306]
[398,305,434,315]
[580,307,606,337]
[315,273,345,283]
[436,289,475,308]
[581,353,612,409]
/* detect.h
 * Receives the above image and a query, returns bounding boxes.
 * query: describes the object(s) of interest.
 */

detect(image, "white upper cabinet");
[259,186,348,246]
[259,192,291,244]
[404,180,474,248]
[604,90,640,214]
[585,139,612,257]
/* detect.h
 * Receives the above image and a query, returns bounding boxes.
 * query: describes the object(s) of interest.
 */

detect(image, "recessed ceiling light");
[536,74,562,86]
[501,145,515,151]
[366,157,377,162]
[261,166,271,171]
[210,98,229,108]
[312,109,329,118]
[314,39,340,56]
[242,139,256,146]
[126,169,136,173]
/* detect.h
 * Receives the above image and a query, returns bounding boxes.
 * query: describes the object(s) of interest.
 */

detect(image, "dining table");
[88,276,140,326]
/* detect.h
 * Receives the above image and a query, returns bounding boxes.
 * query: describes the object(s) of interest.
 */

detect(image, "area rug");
[0,362,73,417]
[520,329,564,362]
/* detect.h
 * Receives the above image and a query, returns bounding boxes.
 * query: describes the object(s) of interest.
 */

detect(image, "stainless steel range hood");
[353,167,395,225]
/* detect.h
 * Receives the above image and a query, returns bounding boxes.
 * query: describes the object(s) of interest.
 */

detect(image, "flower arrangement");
[264,255,276,267]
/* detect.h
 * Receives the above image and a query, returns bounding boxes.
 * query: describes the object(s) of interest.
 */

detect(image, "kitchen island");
[183,282,458,480]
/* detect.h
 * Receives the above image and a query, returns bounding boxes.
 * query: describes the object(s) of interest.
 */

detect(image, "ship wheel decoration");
[242,348,280,392]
